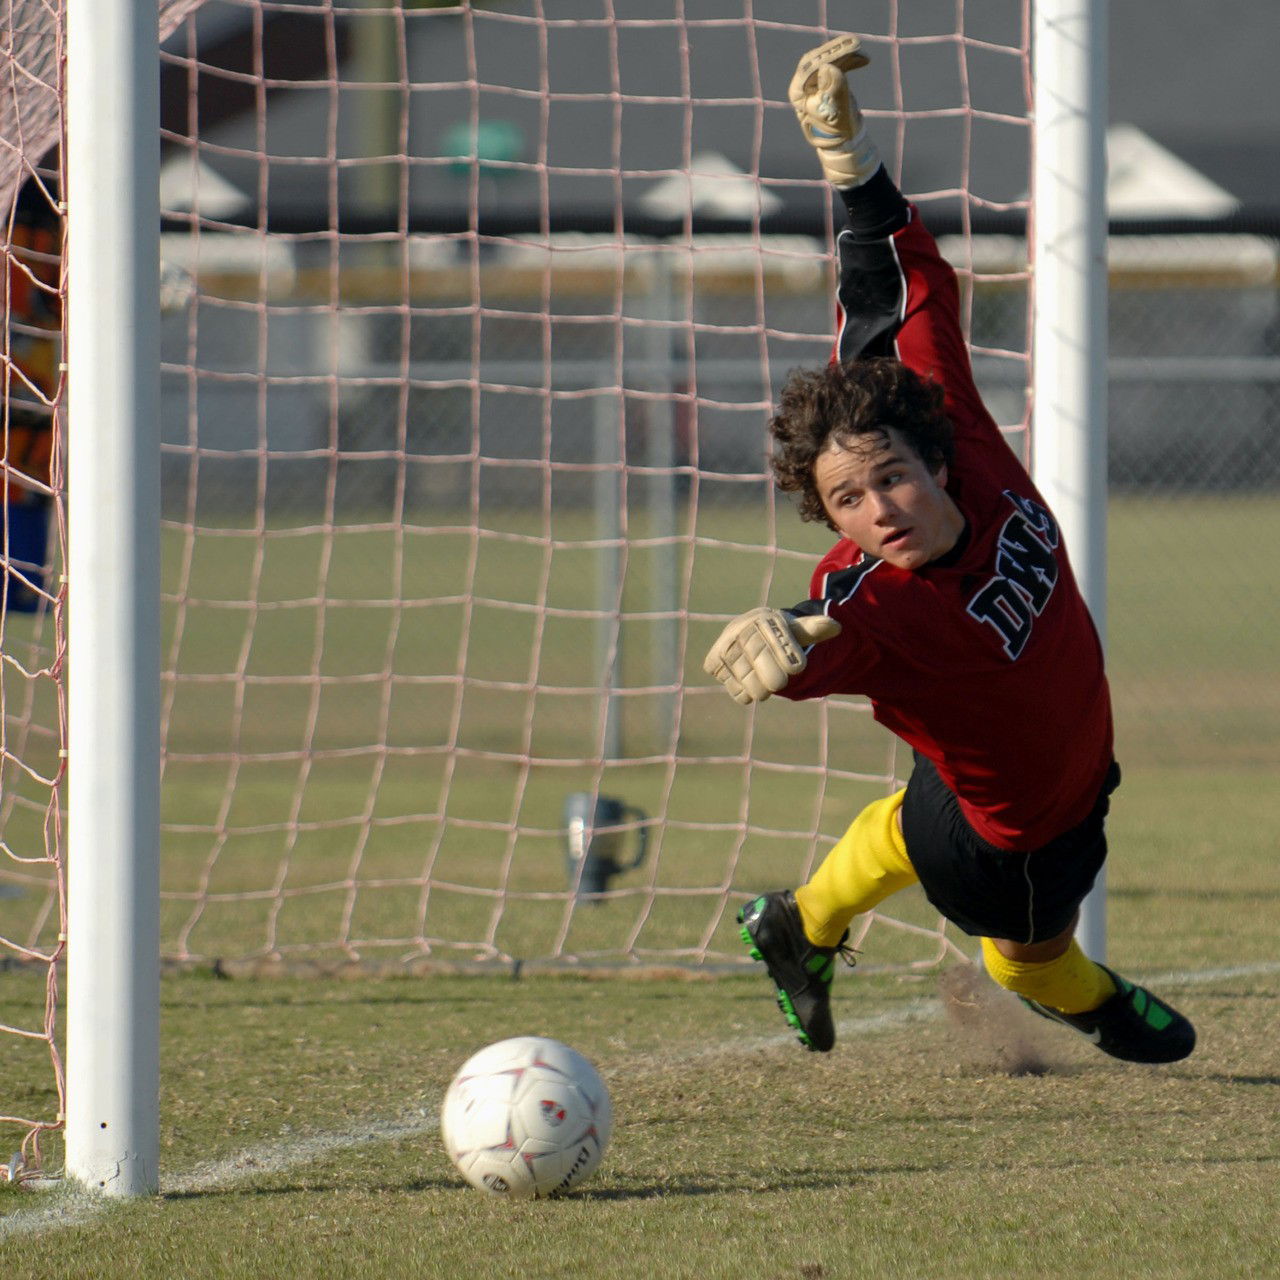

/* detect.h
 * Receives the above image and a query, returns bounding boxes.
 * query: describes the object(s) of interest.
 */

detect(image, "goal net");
[1,0,67,1177]
[1,0,1032,1167]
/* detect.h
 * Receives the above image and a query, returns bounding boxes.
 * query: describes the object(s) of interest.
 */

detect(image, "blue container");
[4,500,50,613]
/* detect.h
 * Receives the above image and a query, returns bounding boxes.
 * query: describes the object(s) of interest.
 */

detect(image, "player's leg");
[984,927,1196,1064]
[795,789,916,944]
[738,791,915,1052]
[980,924,1115,1014]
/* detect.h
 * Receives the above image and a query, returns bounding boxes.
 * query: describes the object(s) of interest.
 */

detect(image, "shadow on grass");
[1200,1073,1280,1087]
[164,1175,455,1201]
[1111,886,1280,901]
[162,1168,916,1201]
[160,1148,1280,1203]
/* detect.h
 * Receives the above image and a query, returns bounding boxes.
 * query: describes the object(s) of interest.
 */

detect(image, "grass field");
[0,495,1277,1275]
[0,903,1275,1276]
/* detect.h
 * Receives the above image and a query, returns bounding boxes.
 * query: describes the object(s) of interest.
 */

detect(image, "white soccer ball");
[440,1035,612,1200]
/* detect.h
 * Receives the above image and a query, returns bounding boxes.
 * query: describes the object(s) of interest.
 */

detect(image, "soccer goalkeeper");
[704,36,1195,1064]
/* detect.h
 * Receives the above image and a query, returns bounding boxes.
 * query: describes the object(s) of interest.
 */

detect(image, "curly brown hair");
[768,357,955,531]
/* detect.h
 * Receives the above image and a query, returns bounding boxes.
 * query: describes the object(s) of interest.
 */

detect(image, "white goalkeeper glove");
[703,607,842,706]
[788,34,881,190]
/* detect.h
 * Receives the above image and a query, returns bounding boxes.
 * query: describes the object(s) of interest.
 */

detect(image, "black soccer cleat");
[738,891,855,1052]
[1019,965,1196,1064]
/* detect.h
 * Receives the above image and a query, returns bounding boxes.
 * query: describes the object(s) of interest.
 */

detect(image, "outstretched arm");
[795,35,1008,449]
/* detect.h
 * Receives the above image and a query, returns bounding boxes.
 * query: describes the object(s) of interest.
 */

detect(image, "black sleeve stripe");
[792,555,884,612]
[824,556,884,604]
[835,227,910,364]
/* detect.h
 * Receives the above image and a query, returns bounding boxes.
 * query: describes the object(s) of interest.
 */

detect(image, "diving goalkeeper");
[704,36,1195,1064]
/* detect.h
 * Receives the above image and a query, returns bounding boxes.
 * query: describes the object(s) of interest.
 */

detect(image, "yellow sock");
[794,790,916,947]
[980,936,1117,1014]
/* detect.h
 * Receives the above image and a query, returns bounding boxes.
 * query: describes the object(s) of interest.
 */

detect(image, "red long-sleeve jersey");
[782,209,1113,851]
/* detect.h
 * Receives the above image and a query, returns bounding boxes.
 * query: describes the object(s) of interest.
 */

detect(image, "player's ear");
[932,459,949,488]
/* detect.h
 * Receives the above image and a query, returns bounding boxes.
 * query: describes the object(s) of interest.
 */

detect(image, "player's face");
[813,428,965,570]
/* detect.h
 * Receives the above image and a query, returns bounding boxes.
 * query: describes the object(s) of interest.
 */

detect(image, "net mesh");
[1,0,65,1178]
[147,1,1030,974]
[1,0,1035,1166]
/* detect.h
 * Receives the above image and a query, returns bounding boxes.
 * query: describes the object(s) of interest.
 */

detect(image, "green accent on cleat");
[1019,964,1195,1064]
[736,890,855,1053]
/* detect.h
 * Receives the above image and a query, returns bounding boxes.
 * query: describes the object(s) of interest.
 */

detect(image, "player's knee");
[984,920,1076,965]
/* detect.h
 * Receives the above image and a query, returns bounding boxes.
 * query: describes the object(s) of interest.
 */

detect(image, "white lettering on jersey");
[965,491,1061,659]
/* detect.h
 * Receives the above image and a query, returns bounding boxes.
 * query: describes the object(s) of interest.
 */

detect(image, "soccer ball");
[440,1035,612,1199]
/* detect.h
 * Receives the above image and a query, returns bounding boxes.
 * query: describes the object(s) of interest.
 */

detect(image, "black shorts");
[900,754,1120,944]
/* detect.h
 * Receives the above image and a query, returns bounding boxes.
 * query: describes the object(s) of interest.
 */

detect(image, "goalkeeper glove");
[703,607,842,705]
[788,34,881,190]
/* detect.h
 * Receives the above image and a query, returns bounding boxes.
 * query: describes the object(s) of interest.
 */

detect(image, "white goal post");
[64,0,163,1196]
[1030,0,1109,962]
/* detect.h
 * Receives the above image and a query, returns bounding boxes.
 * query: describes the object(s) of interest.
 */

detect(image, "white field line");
[0,1114,446,1240]
[2,957,1276,1239]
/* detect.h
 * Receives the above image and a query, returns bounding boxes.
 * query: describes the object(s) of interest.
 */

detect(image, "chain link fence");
[160,229,1279,514]
[158,225,1280,773]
